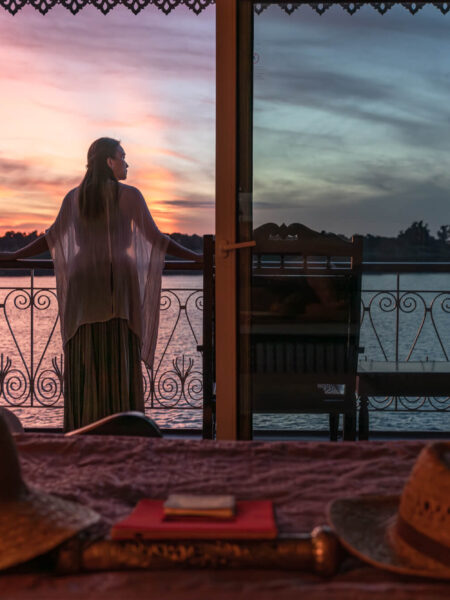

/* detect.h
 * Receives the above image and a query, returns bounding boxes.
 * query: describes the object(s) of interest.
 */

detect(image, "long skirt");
[64,318,144,432]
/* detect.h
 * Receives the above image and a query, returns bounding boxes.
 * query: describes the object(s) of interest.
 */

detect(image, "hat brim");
[327,495,450,580]
[0,488,100,571]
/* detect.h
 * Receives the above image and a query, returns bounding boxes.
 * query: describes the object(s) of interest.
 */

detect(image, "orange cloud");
[152,147,198,163]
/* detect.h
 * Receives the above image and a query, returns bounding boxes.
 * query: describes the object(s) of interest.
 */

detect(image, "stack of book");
[111,494,277,540]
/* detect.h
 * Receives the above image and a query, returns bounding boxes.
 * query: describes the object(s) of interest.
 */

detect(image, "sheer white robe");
[46,182,169,368]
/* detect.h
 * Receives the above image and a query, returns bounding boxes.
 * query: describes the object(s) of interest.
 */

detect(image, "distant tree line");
[1,222,449,264]
[362,221,450,261]
[166,232,203,257]
[0,230,48,255]
[0,230,204,256]
[0,231,204,275]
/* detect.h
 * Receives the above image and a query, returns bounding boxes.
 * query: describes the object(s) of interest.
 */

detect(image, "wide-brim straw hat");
[327,441,450,579]
[0,414,100,571]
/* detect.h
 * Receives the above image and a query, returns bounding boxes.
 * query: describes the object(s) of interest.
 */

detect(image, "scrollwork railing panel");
[361,289,450,363]
[360,280,450,412]
[1,271,449,425]
[0,276,204,421]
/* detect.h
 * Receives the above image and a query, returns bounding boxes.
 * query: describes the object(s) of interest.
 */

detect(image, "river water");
[0,273,448,433]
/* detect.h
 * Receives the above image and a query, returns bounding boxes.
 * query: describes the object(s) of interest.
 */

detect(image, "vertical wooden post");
[215,0,238,439]
[237,0,254,440]
[202,235,215,439]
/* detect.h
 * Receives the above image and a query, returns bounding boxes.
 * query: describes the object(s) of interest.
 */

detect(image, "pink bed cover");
[1,435,448,599]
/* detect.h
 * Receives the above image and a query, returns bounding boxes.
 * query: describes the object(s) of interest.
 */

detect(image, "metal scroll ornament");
[0,0,213,15]
[360,288,450,412]
[0,286,62,407]
[0,281,203,413]
[2,1,450,17]
[254,3,450,15]
[146,289,203,410]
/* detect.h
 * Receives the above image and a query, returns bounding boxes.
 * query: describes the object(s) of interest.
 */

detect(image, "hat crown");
[0,415,27,501]
[396,442,450,565]
[328,441,450,578]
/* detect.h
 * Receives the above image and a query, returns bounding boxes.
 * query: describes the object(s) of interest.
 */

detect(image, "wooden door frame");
[215,0,238,439]
[215,0,254,440]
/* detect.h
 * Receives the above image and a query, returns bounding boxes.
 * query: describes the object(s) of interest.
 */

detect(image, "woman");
[0,138,202,431]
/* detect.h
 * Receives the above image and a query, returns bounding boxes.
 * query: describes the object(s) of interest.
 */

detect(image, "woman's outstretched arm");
[166,237,203,262]
[0,235,49,261]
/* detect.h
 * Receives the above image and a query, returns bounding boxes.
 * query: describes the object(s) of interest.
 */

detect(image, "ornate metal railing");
[359,266,449,413]
[0,262,204,427]
[0,262,448,428]
[146,286,203,410]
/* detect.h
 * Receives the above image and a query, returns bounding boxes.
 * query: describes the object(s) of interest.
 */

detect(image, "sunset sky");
[254,4,450,236]
[0,4,215,235]
[1,4,450,238]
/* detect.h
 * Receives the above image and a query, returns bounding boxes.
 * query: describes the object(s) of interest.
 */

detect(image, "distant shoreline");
[1,262,449,279]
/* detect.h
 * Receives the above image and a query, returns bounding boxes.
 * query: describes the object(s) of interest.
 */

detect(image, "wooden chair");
[65,411,163,438]
[250,223,363,440]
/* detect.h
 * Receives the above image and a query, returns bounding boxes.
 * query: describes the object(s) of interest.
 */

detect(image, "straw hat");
[0,414,100,571]
[328,441,450,579]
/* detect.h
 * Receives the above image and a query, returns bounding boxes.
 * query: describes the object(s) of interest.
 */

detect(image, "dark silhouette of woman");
[0,138,202,431]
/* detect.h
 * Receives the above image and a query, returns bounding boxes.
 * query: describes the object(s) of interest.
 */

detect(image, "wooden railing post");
[202,235,215,439]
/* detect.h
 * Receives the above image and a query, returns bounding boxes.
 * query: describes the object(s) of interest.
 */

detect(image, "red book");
[111,499,277,540]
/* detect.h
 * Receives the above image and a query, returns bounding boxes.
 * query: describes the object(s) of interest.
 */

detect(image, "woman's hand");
[0,236,49,260]
[0,252,17,261]
[166,238,203,263]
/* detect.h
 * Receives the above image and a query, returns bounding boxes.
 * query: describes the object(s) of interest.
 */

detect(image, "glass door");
[233,1,450,439]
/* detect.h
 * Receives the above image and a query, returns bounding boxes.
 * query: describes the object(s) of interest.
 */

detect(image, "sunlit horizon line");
[0,219,210,236]
[0,161,212,235]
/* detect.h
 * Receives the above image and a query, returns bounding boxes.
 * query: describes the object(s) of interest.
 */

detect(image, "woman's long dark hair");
[78,137,120,219]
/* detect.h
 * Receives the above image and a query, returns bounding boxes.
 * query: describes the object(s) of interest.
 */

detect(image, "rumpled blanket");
[0,436,448,599]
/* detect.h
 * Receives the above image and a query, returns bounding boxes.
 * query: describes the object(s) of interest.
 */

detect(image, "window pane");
[0,5,214,431]
[250,4,450,435]
[254,5,450,252]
